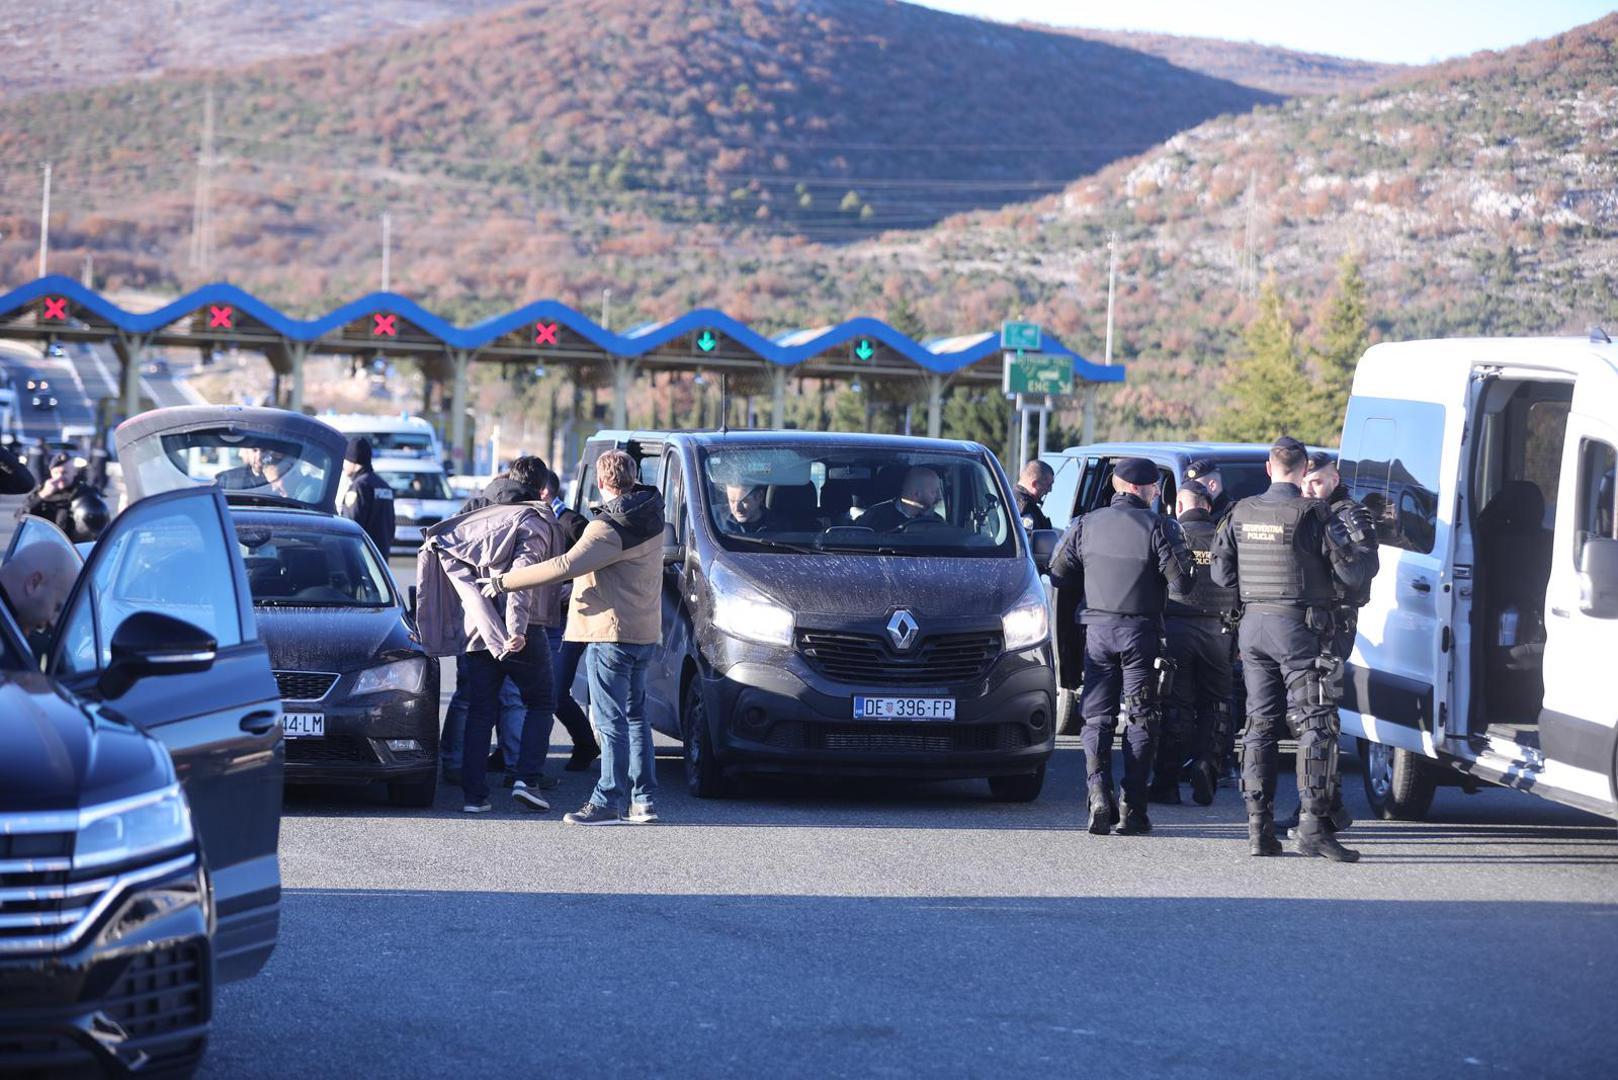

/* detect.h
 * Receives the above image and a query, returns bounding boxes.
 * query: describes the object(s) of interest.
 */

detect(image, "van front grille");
[796,630,1002,687]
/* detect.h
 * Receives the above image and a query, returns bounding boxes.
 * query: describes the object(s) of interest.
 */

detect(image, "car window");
[1575,439,1617,562]
[577,441,663,514]
[663,455,687,545]
[236,522,393,607]
[364,431,436,458]
[1043,457,1080,530]
[378,470,451,500]
[4,513,84,569]
[57,496,245,674]
[700,444,1014,557]
[1340,398,1445,555]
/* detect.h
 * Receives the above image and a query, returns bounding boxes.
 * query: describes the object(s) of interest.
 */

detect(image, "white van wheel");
[1359,738,1436,821]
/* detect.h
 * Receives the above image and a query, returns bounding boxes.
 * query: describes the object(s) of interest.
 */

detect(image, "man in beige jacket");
[483,450,666,825]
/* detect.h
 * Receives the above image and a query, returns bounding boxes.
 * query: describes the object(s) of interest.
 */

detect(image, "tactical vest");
[1080,499,1167,616]
[1170,515,1237,616]
[1229,495,1335,606]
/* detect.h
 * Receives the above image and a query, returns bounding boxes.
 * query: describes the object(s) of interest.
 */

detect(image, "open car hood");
[115,406,347,515]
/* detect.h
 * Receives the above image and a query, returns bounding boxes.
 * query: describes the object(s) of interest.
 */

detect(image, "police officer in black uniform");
[1272,449,1381,835]
[1050,457,1194,836]
[1014,460,1054,532]
[1212,437,1371,861]
[1151,479,1236,807]
[340,436,396,556]
[1184,457,1232,521]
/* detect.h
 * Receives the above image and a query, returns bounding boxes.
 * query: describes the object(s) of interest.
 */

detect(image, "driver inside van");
[0,541,80,655]
[720,484,776,536]
[858,467,945,532]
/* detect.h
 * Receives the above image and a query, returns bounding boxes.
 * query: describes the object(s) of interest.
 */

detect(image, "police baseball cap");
[1184,457,1218,480]
[1306,450,1336,473]
[48,451,71,468]
[1114,457,1158,485]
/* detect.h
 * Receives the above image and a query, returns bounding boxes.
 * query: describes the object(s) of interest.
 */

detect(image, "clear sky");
[913,1,1616,64]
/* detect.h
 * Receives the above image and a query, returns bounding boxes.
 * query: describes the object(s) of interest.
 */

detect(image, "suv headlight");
[75,785,194,871]
[709,564,795,647]
[1002,582,1050,651]
[353,657,428,695]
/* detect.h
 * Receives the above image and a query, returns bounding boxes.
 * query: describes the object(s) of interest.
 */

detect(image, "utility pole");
[37,163,51,278]
[380,211,391,291]
[1084,232,1118,444]
[1241,170,1257,297]
[601,288,612,331]
[190,86,216,277]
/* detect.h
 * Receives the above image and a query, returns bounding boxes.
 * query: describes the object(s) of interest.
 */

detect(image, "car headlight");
[709,564,795,647]
[352,657,428,695]
[74,785,194,871]
[1002,582,1050,651]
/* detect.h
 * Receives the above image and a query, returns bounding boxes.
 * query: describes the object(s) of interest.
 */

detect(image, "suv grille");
[275,670,339,701]
[105,942,208,1038]
[797,630,1002,687]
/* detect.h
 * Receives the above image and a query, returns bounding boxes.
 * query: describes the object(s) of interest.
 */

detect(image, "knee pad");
[1291,711,1339,789]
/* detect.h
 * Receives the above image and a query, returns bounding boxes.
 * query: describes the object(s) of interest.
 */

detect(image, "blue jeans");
[441,655,524,769]
[461,638,556,802]
[545,627,596,752]
[586,641,658,811]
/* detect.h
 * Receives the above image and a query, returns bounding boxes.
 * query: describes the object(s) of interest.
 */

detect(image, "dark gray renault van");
[573,431,1058,801]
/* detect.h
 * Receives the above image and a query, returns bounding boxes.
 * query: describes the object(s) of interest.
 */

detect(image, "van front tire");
[682,677,735,799]
[1055,689,1081,736]
[988,765,1046,802]
[1360,737,1436,820]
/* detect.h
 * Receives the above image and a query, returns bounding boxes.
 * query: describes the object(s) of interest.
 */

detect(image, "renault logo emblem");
[887,609,919,651]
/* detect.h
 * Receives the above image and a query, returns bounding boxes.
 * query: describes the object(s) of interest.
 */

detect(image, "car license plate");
[282,712,325,738]
[853,696,955,720]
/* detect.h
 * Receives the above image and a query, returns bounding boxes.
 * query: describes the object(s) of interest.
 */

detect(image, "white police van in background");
[1339,332,1618,823]
[324,413,444,464]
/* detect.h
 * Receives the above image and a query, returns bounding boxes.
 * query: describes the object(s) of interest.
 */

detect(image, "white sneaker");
[511,781,550,813]
[626,800,659,824]
[462,801,492,814]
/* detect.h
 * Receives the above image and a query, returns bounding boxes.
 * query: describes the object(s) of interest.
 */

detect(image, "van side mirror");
[1578,537,1618,618]
[1029,528,1059,573]
[662,522,684,566]
[98,612,217,700]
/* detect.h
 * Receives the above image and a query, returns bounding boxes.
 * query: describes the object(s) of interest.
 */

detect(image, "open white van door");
[1337,346,1470,757]
[1540,374,1618,813]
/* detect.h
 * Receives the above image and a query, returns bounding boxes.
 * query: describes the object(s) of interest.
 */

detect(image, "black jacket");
[341,467,396,556]
[1166,507,1237,619]
[1050,492,1195,624]
[1014,486,1052,532]
[22,476,85,535]
[1325,484,1380,608]
[0,444,35,496]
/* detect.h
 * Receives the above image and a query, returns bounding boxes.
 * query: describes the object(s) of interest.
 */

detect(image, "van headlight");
[74,785,194,871]
[709,564,795,647]
[1001,583,1050,651]
[353,657,428,695]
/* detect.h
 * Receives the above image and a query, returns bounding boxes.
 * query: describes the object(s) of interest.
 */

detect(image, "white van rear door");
[1540,393,1618,815]
[1336,359,1468,756]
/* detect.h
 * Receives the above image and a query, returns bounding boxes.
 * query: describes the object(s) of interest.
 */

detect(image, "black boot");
[1147,779,1181,805]
[1328,800,1354,833]
[1188,760,1217,807]
[1248,815,1282,857]
[1087,789,1117,835]
[1113,802,1151,835]
[1294,818,1360,862]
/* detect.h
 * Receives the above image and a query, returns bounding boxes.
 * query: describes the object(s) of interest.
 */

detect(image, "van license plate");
[853,696,955,720]
[282,713,325,738]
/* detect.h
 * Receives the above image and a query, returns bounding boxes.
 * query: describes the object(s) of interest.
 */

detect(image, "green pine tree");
[1308,254,1370,443]
[1209,282,1315,443]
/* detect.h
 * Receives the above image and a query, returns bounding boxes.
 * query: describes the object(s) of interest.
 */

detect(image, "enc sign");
[1002,351,1073,396]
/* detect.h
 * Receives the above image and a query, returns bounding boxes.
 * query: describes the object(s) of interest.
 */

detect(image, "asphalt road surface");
[0,342,203,446]
[202,565,1618,1079]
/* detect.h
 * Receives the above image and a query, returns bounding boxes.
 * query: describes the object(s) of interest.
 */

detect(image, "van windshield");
[699,445,1016,557]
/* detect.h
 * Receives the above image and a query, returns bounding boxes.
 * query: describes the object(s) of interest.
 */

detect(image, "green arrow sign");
[854,338,875,361]
[696,330,717,353]
[1001,321,1042,352]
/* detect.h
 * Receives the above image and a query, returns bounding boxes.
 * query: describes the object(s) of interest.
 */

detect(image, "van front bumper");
[699,646,1055,779]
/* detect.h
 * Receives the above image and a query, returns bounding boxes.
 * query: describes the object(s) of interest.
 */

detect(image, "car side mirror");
[662,522,684,566]
[98,612,217,700]
[1029,528,1059,573]
[1578,537,1618,618]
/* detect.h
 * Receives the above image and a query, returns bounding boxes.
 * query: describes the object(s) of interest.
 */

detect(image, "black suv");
[0,487,282,1075]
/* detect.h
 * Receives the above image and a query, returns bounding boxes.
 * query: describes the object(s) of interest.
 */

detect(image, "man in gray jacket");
[484,449,665,825]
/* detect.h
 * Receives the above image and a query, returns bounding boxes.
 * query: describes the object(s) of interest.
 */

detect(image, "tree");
[1308,254,1369,441]
[1208,282,1315,443]
[942,387,1010,464]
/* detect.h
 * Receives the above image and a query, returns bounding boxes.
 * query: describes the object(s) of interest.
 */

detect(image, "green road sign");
[853,338,875,361]
[1000,321,1042,352]
[696,330,717,353]
[1002,350,1073,396]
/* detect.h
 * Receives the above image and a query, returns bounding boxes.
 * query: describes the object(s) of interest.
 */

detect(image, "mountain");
[1029,26,1403,96]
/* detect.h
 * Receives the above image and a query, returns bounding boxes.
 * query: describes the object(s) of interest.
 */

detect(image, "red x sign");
[372,313,397,337]
[534,321,558,346]
[208,305,234,329]
[42,297,67,321]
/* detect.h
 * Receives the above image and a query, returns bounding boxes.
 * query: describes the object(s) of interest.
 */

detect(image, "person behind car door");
[340,437,396,557]
[482,449,666,826]
[1212,437,1371,862]
[1049,456,1194,837]
[1153,480,1237,808]
[1014,460,1054,532]
[0,540,80,657]
[1279,450,1381,837]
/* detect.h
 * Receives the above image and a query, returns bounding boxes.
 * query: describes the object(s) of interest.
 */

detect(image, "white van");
[1339,333,1617,823]
[324,413,443,463]
[371,457,461,550]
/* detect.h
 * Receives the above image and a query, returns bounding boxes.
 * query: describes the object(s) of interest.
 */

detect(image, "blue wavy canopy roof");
[0,275,1125,383]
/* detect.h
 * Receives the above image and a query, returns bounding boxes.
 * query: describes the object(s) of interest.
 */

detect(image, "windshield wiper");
[723,535,819,555]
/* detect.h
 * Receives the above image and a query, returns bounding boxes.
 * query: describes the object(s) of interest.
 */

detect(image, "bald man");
[0,541,81,655]
[858,467,945,533]
[1015,460,1054,532]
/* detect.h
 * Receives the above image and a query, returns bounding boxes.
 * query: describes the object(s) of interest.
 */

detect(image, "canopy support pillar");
[449,349,471,469]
